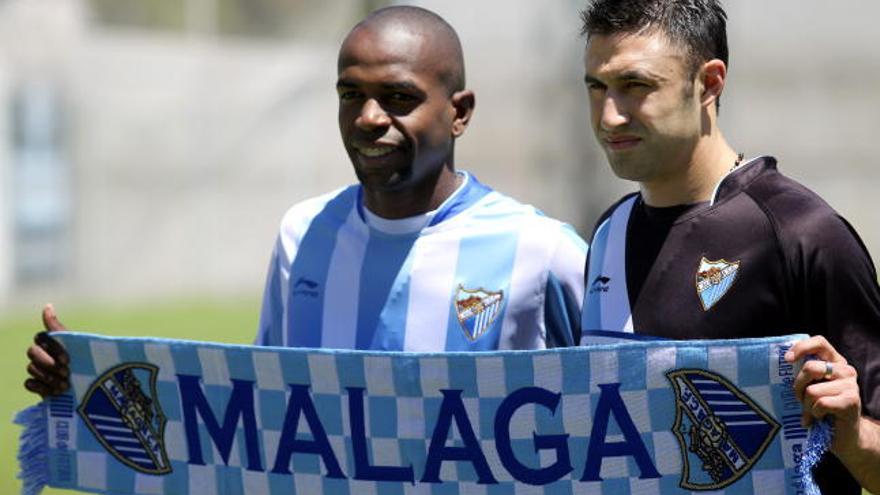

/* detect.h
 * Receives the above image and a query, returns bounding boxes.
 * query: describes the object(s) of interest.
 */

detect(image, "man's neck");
[363,166,461,220]
[641,135,738,207]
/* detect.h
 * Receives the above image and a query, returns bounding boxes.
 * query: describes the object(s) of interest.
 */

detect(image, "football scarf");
[17,332,828,495]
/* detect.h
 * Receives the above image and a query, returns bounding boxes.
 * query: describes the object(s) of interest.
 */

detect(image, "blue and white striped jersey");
[256,172,587,351]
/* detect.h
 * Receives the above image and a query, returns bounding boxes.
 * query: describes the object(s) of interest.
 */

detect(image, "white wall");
[1,0,879,307]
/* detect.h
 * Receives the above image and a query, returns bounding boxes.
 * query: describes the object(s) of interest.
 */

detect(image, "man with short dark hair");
[578,0,880,492]
[256,6,586,351]
[25,6,587,396]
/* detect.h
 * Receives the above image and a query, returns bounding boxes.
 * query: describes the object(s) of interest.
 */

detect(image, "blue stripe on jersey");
[429,173,492,226]
[371,264,414,351]
[544,273,578,347]
[444,226,520,351]
[287,187,359,348]
[583,216,612,331]
[356,232,418,350]
[256,255,283,346]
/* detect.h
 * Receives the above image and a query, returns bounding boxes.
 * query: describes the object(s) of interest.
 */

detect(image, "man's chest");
[629,216,791,340]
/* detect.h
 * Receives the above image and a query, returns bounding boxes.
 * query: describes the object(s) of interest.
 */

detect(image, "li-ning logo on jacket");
[666,368,780,490]
[454,285,504,341]
[78,363,171,475]
[695,257,740,311]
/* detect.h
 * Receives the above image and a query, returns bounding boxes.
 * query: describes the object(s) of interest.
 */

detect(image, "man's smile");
[351,141,406,163]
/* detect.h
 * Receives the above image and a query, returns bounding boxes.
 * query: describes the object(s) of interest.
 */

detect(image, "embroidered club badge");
[666,368,780,491]
[454,285,504,341]
[78,363,172,475]
[695,257,740,311]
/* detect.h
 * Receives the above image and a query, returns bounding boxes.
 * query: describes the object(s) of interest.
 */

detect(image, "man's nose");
[600,94,629,131]
[356,98,392,130]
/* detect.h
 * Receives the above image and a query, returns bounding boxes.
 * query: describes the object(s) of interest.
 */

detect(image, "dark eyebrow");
[584,74,605,86]
[336,78,426,97]
[585,70,664,87]
[619,70,656,80]
[380,81,422,93]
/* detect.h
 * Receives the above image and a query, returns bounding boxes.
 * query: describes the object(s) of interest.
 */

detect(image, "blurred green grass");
[1,297,258,494]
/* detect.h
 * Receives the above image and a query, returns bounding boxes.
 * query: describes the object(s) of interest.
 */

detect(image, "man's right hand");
[24,304,70,397]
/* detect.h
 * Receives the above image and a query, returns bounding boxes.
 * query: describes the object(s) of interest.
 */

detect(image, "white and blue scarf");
[17,332,829,494]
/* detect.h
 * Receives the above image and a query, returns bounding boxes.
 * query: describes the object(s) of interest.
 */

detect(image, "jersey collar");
[356,171,493,233]
[711,155,776,206]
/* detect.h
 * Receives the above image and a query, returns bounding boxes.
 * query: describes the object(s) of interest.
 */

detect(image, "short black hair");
[580,0,729,77]
[355,6,465,93]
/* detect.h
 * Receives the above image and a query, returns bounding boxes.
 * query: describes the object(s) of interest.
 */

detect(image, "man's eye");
[586,83,606,92]
[387,92,416,102]
[339,91,362,101]
[624,81,649,90]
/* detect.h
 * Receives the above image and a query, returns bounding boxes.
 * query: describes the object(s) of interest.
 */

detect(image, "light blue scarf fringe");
[15,403,49,495]
[800,418,833,495]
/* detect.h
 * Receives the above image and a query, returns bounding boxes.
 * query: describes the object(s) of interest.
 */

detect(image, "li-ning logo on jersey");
[454,285,503,342]
[695,257,740,311]
[589,275,611,294]
[78,363,171,475]
[292,277,320,298]
[666,368,780,491]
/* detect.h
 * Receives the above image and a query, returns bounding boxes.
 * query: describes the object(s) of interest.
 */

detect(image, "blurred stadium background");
[1,0,878,493]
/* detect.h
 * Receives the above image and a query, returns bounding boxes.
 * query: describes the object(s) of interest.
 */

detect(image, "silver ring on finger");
[823,361,833,380]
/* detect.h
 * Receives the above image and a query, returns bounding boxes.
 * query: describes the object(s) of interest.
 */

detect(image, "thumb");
[42,303,68,332]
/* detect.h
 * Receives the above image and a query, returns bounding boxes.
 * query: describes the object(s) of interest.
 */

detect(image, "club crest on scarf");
[695,257,740,311]
[666,369,780,490]
[77,363,171,475]
[454,285,503,341]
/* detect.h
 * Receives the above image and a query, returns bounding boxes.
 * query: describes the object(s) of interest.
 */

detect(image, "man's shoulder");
[587,192,640,240]
[468,189,583,236]
[741,161,871,261]
[742,163,846,238]
[278,185,359,238]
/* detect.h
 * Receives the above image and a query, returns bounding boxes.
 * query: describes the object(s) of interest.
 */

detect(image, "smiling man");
[252,6,587,351]
[25,6,587,398]
[577,0,880,492]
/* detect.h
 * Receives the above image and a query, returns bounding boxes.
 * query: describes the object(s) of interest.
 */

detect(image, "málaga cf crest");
[78,363,171,475]
[666,369,780,490]
[695,257,740,311]
[454,285,504,341]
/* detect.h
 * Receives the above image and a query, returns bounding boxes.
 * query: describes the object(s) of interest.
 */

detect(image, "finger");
[42,304,67,332]
[793,360,832,401]
[27,343,57,369]
[793,361,857,402]
[802,377,861,424]
[785,335,844,363]
[26,361,70,390]
[24,378,69,397]
[26,362,54,384]
[24,378,51,397]
[799,384,835,427]
[811,392,860,420]
[804,379,848,402]
[35,331,69,366]
[26,342,70,378]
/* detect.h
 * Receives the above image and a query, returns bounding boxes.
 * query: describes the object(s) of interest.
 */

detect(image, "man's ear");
[451,89,475,137]
[699,59,727,108]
